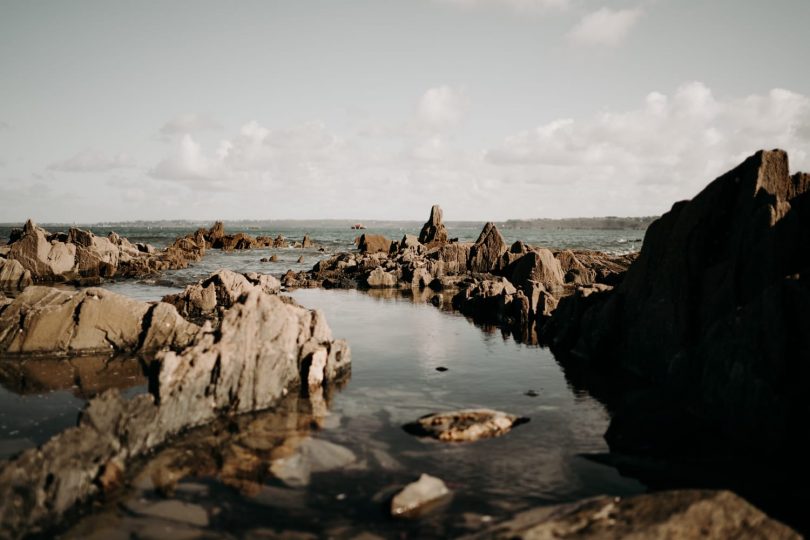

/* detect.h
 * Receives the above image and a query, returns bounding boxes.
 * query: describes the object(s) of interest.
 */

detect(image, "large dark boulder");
[545,149,810,455]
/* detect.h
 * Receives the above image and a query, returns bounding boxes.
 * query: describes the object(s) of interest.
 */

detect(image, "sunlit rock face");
[0,272,350,539]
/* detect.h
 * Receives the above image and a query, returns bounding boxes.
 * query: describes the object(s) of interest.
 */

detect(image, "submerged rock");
[391,474,451,518]
[465,490,800,539]
[403,409,528,442]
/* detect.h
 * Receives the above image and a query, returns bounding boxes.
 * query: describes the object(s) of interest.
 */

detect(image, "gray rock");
[391,474,451,518]
[0,258,33,289]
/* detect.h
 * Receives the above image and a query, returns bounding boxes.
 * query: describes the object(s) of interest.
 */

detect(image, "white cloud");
[486,82,810,214]
[48,150,135,172]
[146,82,810,219]
[417,86,470,131]
[159,113,223,135]
[437,0,569,13]
[568,7,642,47]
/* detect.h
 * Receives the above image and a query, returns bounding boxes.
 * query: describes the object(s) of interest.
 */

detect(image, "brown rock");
[469,222,507,273]
[302,235,313,248]
[504,249,565,291]
[418,205,449,248]
[403,409,527,442]
[357,234,392,254]
[366,267,397,288]
[0,258,33,289]
[466,490,800,539]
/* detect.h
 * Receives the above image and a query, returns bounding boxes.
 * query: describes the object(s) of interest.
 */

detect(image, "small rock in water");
[435,366,448,372]
[260,257,270,263]
[270,254,279,262]
[525,390,539,397]
[403,409,528,442]
[390,474,451,518]
[297,255,304,263]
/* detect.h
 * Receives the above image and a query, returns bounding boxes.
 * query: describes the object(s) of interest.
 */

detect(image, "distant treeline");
[501,216,657,230]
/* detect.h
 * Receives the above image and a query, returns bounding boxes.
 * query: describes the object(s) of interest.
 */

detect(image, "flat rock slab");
[403,409,528,442]
[391,474,451,518]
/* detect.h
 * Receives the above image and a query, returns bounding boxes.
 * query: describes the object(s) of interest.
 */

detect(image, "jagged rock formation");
[469,222,507,273]
[282,209,634,343]
[0,287,198,356]
[418,204,449,247]
[466,490,800,539]
[1,220,203,285]
[162,269,281,325]
[544,149,810,456]
[0,274,350,539]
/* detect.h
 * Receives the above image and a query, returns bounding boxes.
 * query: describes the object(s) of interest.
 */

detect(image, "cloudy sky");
[1,0,809,222]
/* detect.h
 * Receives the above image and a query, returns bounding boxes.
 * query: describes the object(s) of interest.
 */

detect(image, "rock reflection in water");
[63,383,350,540]
[0,353,146,399]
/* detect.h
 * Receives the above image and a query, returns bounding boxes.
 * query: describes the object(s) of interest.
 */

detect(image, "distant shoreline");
[0,216,657,231]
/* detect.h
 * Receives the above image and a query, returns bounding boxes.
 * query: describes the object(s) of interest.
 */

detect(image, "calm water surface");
[0,225,647,537]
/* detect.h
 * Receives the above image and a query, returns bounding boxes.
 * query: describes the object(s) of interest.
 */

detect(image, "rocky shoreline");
[0,149,807,537]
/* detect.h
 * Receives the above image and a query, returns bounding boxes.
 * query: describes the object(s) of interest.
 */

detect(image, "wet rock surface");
[0,271,350,539]
[403,409,528,442]
[465,490,800,539]
[391,474,452,518]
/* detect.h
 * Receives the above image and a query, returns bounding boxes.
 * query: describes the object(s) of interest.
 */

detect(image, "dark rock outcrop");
[357,234,392,254]
[466,490,800,539]
[418,205,449,248]
[545,149,810,456]
[469,222,507,273]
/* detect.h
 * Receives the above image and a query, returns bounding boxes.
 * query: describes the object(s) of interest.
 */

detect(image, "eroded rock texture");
[0,276,350,539]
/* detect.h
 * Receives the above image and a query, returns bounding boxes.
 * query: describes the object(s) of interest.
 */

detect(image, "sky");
[1,0,809,222]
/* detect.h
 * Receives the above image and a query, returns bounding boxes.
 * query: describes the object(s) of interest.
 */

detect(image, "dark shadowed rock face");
[418,205,449,248]
[469,222,507,274]
[545,149,810,456]
[0,283,350,539]
[357,233,392,254]
[504,248,565,292]
[466,490,800,539]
